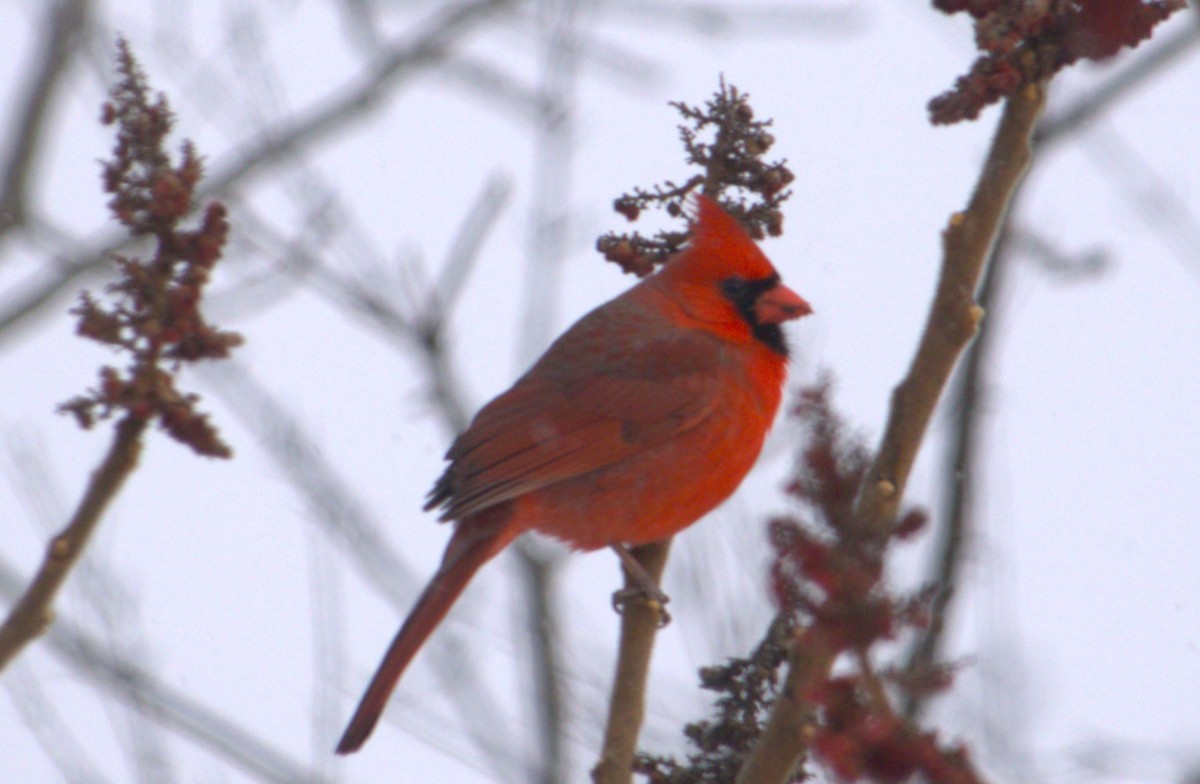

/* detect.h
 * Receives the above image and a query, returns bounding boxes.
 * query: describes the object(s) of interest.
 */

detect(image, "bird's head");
[655,194,811,356]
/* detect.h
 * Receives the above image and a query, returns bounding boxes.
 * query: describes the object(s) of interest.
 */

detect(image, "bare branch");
[0,0,512,344]
[0,416,146,673]
[3,660,114,784]
[853,83,1047,536]
[2,429,178,782]
[733,628,834,784]
[0,0,88,243]
[438,57,556,122]
[1009,226,1108,280]
[196,360,522,776]
[200,0,513,198]
[592,540,671,784]
[1085,124,1200,280]
[0,218,121,344]
[0,559,331,784]
[306,527,345,780]
[903,19,1200,719]
[435,174,514,316]
[729,85,1046,784]
[514,543,567,784]
[901,226,1016,721]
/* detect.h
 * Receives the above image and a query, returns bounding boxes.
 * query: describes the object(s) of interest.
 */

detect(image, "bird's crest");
[680,195,779,282]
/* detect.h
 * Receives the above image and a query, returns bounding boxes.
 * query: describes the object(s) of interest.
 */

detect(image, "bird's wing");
[426,329,729,521]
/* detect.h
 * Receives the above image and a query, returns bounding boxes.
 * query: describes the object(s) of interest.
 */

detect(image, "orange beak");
[754,283,812,325]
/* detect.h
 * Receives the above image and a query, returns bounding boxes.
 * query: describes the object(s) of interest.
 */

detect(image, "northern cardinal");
[336,195,810,754]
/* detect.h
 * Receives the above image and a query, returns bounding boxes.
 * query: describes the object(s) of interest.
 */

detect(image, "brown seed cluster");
[59,39,241,458]
[596,79,795,276]
[929,0,1184,124]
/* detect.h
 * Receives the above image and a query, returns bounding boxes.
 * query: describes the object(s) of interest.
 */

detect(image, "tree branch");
[0,415,146,672]
[903,19,1200,715]
[592,539,672,784]
[902,225,1015,720]
[0,0,511,347]
[0,0,88,243]
[734,628,834,784]
[735,84,1047,784]
[0,559,331,784]
[853,82,1047,537]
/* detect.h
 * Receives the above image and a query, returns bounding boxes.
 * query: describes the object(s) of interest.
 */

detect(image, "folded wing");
[426,329,728,521]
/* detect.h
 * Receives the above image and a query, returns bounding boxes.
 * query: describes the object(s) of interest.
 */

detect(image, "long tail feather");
[336,517,515,754]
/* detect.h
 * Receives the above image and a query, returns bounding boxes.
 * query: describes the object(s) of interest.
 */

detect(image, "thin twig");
[515,543,566,784]
[0,415,146,672]
[197,360,521,778]
[1085,124,1200,279]
[0,218,120,343]
[0,0,88,242]
[0,558,331,784]
[435,174,514,315]
[439,56,555,122]
[0,0,511,345]
[200,0,511,199]
[592,539,672,784]
[3,660,114,784]
[2,429,178,781]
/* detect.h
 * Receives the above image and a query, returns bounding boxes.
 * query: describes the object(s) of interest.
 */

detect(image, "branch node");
[967,304,985,329]
[49,536,72,560]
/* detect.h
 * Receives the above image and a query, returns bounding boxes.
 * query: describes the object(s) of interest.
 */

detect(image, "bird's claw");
[611,585,672,627]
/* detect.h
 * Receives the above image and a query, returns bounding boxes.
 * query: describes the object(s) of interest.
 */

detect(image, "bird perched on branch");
[337,194,811,754]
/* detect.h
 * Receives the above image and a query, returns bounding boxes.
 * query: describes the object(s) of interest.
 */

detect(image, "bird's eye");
[721,277,749,300]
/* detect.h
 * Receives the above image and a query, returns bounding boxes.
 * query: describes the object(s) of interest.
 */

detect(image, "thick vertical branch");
[854,83,1047,537]
[595,80,799,784]
[0,415,146,671]
[734,628,834,784]
[592,539,672,784]
[735,85,1047,784]
[902,225,1015,720]
[904,20,1200,719]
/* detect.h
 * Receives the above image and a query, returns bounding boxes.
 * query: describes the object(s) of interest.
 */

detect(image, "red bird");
[336,195,811,753]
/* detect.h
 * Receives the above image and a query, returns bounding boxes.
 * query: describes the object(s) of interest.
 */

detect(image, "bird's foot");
[609,543,672,627]
[611,586,672,626]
